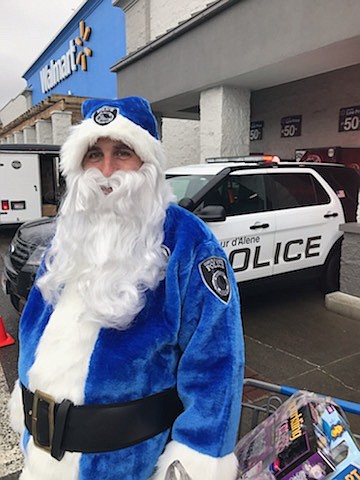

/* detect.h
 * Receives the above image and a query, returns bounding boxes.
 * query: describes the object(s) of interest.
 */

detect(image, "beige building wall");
[122,0,149,53]
[114,0,360,165]
[0,91,32,127]
[114,0,209,165]
[149,0,211,42]
[118,0,211,53]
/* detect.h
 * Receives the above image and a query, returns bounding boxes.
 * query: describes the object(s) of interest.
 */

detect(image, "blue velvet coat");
[17,204,244,480]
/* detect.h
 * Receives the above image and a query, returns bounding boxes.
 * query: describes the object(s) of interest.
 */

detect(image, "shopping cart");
[235,378,360,480]
[240,378,360,442]
[166,379,360,479]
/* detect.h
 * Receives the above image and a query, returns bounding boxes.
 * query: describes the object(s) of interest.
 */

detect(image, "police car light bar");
[206,155,280,164]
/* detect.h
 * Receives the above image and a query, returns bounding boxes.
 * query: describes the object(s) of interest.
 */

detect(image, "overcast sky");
[0,0,85,110]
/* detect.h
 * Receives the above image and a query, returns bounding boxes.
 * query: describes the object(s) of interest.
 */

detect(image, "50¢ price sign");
[250,121,264,141]
[339,105,360,132]
[281,115,302,138]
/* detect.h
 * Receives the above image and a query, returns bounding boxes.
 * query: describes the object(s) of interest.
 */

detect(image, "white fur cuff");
[151,440,238,480]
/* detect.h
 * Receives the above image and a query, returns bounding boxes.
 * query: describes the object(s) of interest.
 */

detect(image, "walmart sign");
[39,21,92,94]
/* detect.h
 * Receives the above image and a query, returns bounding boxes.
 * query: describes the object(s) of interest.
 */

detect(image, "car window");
[196,174,268,216]
[166,175,213,201]
[269,173,330,209]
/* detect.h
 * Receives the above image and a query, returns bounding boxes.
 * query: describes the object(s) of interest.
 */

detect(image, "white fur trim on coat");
[27,284,101,405]
[60,114,166,177]
[150,441,239,480]
[8,379,25,436]
[19,440,80,480]
[20,285,100,479]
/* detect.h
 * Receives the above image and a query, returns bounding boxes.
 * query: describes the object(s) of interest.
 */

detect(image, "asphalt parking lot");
[0,225,359,479]
[241,280,360,433]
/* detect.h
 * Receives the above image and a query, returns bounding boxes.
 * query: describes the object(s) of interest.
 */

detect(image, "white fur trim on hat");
[60,114,166,176]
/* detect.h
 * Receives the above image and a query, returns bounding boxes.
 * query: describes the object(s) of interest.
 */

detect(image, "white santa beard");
[37,164,174,329]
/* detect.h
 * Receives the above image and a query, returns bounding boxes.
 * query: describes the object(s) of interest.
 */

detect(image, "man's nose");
[101,156,118,177]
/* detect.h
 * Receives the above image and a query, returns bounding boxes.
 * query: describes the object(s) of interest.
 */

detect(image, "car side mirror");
[195,205,226,222]
[178,197,195,211]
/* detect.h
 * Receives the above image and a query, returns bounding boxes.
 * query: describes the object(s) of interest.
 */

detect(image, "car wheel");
[10,294,21,312]
[320,249,340,294]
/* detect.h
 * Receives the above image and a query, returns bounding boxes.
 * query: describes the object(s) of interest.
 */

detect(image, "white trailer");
[0,144,61,224]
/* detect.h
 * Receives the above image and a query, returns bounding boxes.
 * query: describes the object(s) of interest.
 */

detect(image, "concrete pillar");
[14,131,24,143]
[23,88,33,110]
[23,125,36,144]
[200,86,250,163]
[6,135,14,144]
[35,119,53,144]
[339,223,360,297]
[0,138,6,144]
[51,111,72,145]
[325,223,360,322]
[162,118,200,168]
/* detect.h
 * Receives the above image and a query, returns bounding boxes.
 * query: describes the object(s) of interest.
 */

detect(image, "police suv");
[2,157,359,311]
[166,157,360,293]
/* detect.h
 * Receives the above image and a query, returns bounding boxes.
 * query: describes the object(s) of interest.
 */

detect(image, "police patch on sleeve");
[93,106,119,125]
[199,256,231,304]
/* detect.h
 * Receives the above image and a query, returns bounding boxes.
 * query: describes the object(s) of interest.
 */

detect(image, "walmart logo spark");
[40,21,94,94]
[75,21,92,71]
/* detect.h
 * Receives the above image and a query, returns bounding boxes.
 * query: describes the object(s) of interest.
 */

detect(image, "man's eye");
[116,150,132,157]
[87,152,101,160]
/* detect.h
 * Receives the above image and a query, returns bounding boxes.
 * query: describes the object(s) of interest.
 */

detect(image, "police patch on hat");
[199,256,231,304]
[93,106,119,125]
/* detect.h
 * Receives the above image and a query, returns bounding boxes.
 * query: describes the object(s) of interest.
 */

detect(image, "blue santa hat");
[60,96,165,176]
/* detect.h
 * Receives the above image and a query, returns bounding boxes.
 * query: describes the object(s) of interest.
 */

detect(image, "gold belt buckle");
[32,389,55,453]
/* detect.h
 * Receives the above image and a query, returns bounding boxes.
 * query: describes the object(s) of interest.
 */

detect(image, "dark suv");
[2,217,55,311]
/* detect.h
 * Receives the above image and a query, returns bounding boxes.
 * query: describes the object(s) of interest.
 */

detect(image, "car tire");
[10,294,21,312]
[320,248,340,294]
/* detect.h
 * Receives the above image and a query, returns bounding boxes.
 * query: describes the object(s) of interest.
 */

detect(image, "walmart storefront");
[0,0,125,145]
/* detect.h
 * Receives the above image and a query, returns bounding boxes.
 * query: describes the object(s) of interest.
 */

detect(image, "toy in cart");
[235,387,360,480]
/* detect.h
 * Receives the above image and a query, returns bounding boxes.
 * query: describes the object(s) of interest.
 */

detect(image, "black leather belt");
[22,383,183,461]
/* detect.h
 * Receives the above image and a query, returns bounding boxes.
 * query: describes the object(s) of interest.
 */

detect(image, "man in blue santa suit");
[9,96,245,480]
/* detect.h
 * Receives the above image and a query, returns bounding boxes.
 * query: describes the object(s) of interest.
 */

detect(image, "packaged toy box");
[235,391,360,480]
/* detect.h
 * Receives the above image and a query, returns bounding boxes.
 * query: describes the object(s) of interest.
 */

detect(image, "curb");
[325,291,360,322]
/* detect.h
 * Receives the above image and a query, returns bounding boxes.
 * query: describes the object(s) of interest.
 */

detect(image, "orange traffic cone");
[0,315,15,348]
